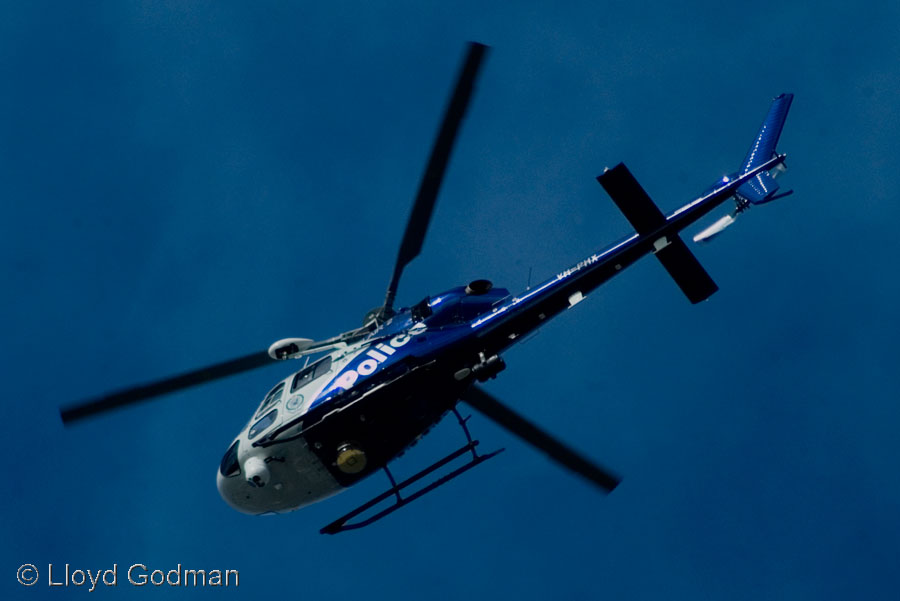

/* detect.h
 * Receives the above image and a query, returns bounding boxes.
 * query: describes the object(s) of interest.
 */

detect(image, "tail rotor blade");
[382,42,489,316]
[460,385,621,492]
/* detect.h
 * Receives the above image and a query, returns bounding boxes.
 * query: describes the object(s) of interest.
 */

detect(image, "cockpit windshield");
[219,441,240,478]
[256,382,285,418]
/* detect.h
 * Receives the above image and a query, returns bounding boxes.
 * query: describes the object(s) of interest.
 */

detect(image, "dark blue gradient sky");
[4,2,900,599]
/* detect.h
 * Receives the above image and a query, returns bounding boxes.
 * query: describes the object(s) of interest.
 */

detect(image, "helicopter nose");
[216,440,261,515]
[215,439,345,515]
[216,448,284,514]
[216,465,255,514]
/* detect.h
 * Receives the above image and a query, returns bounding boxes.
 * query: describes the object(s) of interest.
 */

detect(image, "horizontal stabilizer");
[737,169,780,204]
[655,237,718,303]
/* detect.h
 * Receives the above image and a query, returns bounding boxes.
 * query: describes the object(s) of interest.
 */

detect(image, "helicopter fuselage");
[57,39,793,532]
[216,153,785,515]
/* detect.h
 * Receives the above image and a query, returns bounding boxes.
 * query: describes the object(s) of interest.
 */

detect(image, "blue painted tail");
[736,93,793,205]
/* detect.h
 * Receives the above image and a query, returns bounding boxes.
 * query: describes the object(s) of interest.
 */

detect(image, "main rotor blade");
[60,350,273,424]
[382,42,488,315]
[460,385,621,492]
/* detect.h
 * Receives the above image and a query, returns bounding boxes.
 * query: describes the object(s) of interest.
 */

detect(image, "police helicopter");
[61,42,794,534]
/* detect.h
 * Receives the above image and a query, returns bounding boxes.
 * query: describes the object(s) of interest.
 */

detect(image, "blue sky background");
[3,1,899,599]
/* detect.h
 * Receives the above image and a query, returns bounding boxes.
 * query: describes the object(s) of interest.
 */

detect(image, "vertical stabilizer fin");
[737,93,794,204]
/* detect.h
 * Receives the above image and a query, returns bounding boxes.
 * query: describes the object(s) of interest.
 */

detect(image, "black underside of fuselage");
[300,360,464,487]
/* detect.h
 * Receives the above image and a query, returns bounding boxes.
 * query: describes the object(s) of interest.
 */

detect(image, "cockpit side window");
[291,356,333,393]
[256,382,285,418]
[313,355,332,379]
[248,410,277,440]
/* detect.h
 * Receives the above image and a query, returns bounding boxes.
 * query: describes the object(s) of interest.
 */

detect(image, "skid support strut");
[320,408,503,534]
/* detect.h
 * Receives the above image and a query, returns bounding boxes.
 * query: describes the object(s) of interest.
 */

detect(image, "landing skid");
[321,408,503,535]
